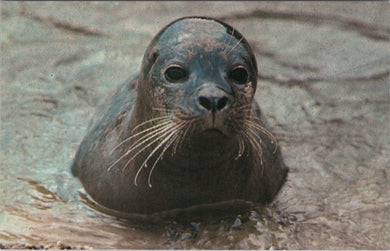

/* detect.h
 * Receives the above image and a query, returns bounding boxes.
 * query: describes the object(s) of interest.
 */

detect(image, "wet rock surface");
[1,2,389,249]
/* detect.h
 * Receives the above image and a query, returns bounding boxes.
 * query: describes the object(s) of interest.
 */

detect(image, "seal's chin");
[193,128,235,150]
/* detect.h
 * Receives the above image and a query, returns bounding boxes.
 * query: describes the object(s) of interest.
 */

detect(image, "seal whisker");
[109,121,177,171]
[171,131,182,155]
[234,134,244,160]
[146,124,185,187]
[246,119,275,138]
[120,123,178,171]
[152,107,180,114]
[134,123,185,186]
[245,119,278,153]
[110,119,174,154]
[241,128,264,176]
[125,122,177,154]
[242,130,261,159]
[228,36,244,55]
[131,115,173,133]
[171,121,186,155]
[224,27,235,53]
[246,125,265,148]
[235,133,245,160]
[174,118,198,153]
[175,108,199,121]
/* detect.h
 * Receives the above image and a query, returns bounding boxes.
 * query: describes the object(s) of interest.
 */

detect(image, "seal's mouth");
[201,128,226,137]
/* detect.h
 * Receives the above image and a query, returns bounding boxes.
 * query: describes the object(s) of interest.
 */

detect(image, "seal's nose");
[198,96,228,112]
[196,85,230,112]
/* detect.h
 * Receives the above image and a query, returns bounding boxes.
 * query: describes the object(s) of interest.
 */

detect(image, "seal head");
[135,17,257,139]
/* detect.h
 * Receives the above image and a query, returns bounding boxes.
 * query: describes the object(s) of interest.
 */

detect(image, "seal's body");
[72,17,288,214]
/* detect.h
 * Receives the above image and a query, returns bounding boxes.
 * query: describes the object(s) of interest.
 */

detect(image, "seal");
[72,16,288,214]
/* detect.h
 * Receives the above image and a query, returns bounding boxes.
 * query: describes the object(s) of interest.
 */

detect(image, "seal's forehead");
[157,18,232,45]
[140,17,257,74]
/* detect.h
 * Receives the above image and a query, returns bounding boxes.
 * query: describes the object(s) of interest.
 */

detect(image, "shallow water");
[1,2,389,249]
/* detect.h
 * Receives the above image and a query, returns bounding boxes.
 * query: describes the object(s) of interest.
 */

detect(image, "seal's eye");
[229,67,248,85]
[164,66,187,83]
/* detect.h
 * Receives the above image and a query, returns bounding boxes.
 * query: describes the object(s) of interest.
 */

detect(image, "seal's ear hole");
[164,66,188,83]
[229,67,248,85]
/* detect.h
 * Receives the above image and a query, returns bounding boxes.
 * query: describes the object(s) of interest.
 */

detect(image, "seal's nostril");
[217,97,228,111]
[198,96,212,111]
